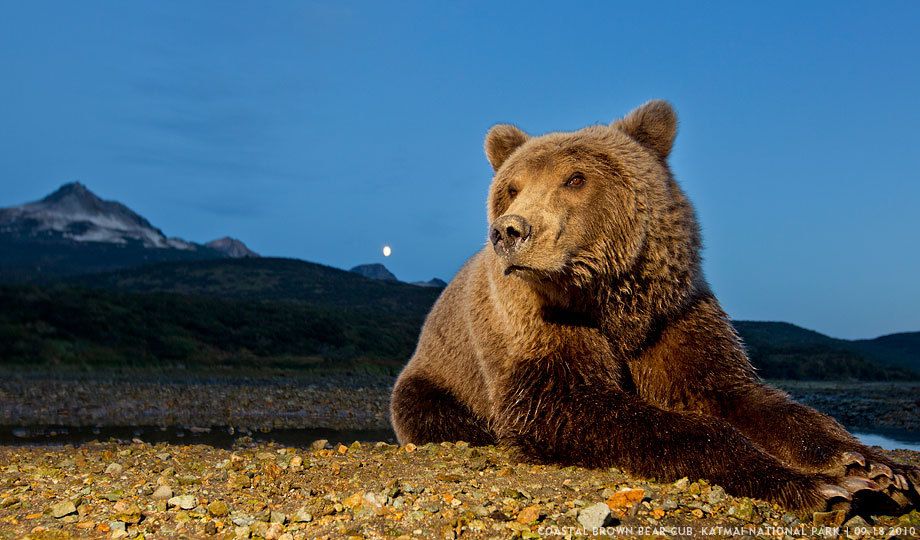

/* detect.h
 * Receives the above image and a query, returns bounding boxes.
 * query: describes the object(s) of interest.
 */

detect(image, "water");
[853,430,920,452]
[3,425,918,452]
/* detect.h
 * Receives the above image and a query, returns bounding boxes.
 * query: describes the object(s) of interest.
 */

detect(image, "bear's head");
[484,100,700,298]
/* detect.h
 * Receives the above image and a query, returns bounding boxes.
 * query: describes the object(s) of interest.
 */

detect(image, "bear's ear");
[611,100,678,160]
[485,124,529,171]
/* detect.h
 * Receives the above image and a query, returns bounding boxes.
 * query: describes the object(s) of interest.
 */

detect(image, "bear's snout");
[490,214,532,258]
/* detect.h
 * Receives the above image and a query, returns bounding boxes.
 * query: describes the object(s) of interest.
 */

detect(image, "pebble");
[606,488,645,509]
[168,494,197,510]
[270,511,286,524]
[50,500,77,518]
[577,502,614,529]
[707,485,726,504]
[310,439,328,450]
[112,500,142,523]
[291,507,313,522]
[208,500,230,516]
[105,463,124,476]
[516,504,541,524]
[152,485,173,500]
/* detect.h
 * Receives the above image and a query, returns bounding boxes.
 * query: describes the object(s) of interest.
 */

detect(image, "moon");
[382,245,392,257]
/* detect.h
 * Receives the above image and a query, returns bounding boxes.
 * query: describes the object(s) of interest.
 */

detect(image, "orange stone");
[343,491,365,509]
[606,488,646,509]
[516,505,541,524]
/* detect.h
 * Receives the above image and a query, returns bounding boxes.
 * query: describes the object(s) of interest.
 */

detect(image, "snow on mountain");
[0,182,196,249]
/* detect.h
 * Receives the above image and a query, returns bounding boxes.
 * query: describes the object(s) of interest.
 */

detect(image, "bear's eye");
[565,173,586,188]
[507,187,518,198]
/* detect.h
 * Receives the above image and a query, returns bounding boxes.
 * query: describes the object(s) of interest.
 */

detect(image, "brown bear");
[390,100,919,511]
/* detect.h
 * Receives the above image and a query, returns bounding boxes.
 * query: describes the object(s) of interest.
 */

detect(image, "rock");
[577,502,613,529]
[516,505,541,524]
[168,494,196,510]
[707,486,726,505]
[112,500,141,523]
[813,509,846,527]
[343,491,365,509]
[730,499,756,521]
[673,477,689,489]
[289,456,303,471]
[50,500,77,518]
[404,443,417,453]
[208,500,229,517]
[291,507,313,522]
[605,488,644,509]
[898,510,920,527]
[309,439,328,450]
[105,463,124,476]
[265,522,284,539]
[110,520,127,539]
[270,511,286,524]
[205,520,218,535]
[844,515,869,538]
[151,485,173,500]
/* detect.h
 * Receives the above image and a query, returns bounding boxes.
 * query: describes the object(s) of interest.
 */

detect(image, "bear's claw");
[818,483,851,501]
[839,476,881,494]
[869,463,893,479]
[842,451,866,467]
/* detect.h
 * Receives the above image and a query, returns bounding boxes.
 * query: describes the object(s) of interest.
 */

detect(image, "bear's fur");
[390,101,919,511]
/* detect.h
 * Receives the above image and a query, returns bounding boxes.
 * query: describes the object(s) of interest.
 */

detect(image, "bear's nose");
[490,214,532,257]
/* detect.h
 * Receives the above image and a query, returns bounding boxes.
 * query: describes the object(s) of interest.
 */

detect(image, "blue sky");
[1,1,918,338]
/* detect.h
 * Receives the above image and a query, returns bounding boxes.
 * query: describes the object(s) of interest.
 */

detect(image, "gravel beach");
[1,375,918,538]
[1,439,918,539]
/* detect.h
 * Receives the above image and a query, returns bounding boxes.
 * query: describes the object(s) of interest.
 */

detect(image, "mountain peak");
[40,181,108,210]
[205,237,259,258]
[43,181,92,200]
[350,263,398,282]
[1,182,194,250]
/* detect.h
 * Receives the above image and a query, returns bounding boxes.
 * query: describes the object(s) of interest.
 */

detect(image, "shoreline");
[1,376,917,434]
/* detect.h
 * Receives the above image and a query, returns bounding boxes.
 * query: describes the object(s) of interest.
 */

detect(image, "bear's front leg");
[493,354,880,512]
[634,294,919,503]
[719,382,920,500]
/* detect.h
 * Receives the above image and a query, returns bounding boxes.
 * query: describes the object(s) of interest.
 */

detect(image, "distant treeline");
[1,281,916,381]
[0,285,422,376]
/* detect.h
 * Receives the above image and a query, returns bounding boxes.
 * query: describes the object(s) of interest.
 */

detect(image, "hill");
[68,257,442,317]
[733,321,918,380]
[0,284,426,376]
